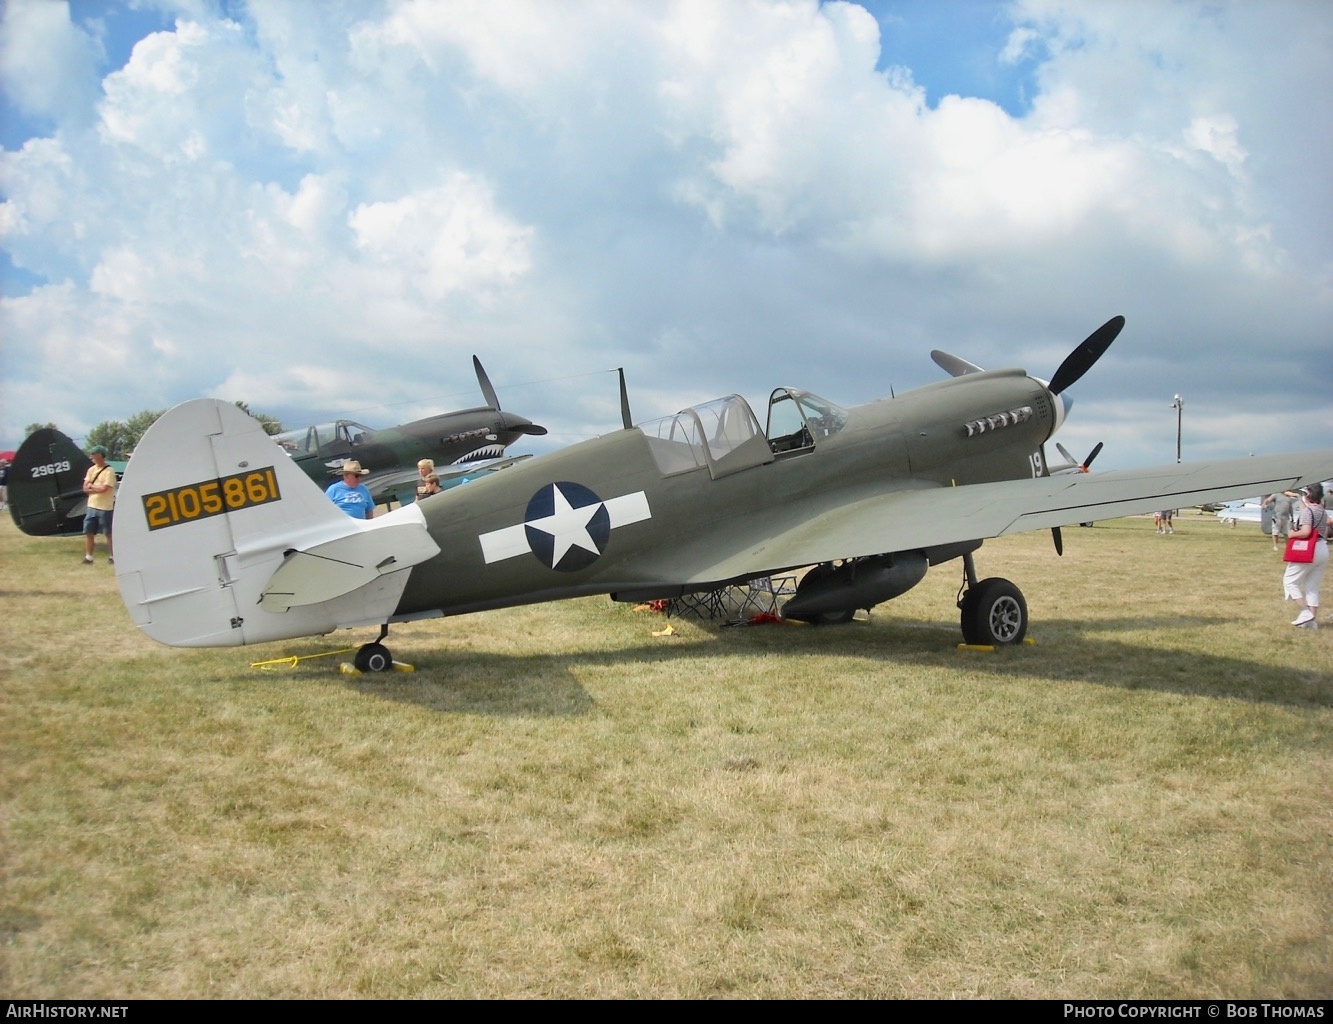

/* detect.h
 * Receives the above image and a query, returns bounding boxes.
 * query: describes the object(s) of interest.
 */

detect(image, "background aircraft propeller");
[1046,441,1106,554]
[1056,441,1104,473]
[474,355,501,411]
[473,355,548,436]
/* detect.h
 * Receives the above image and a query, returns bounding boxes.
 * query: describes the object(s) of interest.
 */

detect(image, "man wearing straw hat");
[325,460,375,520]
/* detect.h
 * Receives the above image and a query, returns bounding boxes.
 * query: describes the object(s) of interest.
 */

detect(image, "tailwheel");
[354,642,393,673]
[959,577,1028,646]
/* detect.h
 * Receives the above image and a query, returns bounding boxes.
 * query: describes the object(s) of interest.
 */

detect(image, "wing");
[682,450,1333,585]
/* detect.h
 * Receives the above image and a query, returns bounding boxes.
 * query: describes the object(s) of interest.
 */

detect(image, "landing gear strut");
[957,553,1028,646]
[353,624,394,673]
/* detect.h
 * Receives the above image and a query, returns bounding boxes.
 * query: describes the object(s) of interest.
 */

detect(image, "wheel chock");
[956,637,1036,652]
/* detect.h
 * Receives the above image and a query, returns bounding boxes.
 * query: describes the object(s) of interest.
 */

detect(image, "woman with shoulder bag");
[1283,482,1328,628]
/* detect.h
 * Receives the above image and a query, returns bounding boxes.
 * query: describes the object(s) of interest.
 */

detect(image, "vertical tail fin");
[8,427,92,536]
[114,400,438,648]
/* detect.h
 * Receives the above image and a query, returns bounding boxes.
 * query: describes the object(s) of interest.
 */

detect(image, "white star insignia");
[479,488,652,566]
[526,485,604,566]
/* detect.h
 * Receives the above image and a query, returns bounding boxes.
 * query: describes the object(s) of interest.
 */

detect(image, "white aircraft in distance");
[1217,484,1332,532]
[110,316,1333,670]
[1216,498,1265,528]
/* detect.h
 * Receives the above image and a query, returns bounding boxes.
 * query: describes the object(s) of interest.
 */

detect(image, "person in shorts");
[1264,490,1297,550]
[82,445,116,564]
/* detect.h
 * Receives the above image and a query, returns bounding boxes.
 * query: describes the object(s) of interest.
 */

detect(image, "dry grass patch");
[1,512,1329,997]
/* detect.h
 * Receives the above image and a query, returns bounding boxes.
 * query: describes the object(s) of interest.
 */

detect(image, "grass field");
[2,510,1329,998]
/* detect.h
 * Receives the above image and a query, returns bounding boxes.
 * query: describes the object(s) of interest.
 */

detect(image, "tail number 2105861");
[143,468,282,531]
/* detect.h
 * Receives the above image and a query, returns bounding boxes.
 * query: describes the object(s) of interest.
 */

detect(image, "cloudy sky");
[2,0,1330,469]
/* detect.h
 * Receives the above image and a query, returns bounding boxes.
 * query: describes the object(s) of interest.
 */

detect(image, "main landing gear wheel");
[354,642,393,673]
[959,577,1028,646]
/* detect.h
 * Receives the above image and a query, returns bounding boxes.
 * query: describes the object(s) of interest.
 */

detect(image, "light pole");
[1170,394,1184,463]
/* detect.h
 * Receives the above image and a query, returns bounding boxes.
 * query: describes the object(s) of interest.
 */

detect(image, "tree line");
[23,403,283,461]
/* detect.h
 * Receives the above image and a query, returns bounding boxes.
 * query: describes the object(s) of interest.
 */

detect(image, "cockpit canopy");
[766,388,848,454]
[274,420,375,457]
[638,389,848,478]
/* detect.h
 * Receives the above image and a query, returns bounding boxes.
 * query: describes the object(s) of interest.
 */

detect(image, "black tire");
[354,642,393,673]
[959,577,1027,646]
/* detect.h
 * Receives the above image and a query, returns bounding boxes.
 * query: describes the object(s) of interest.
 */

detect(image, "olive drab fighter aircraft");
[274,356,546,506]
[112,316,1333,671]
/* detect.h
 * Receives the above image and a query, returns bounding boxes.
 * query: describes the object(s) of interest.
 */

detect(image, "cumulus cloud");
[0,0,102,125]
[349,175,534,302]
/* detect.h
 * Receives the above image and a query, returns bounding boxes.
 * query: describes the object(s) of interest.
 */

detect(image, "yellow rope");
[251,647,358,669]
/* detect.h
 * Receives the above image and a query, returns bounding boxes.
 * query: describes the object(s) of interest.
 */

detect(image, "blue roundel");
[523,482,611,572]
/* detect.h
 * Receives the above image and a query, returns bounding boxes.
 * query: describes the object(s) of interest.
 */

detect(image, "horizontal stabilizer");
[261,523,441,612]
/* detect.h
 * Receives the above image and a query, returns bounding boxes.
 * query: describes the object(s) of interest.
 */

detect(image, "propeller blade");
[1039,441,1064,555]
[617,367,633,430]
[1054,440,1104,473]
[477,358,548,434]
[931,350,985,378]
[1082,441,1104,470]
[1048,315,1125,395]
[473,355,501,411]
